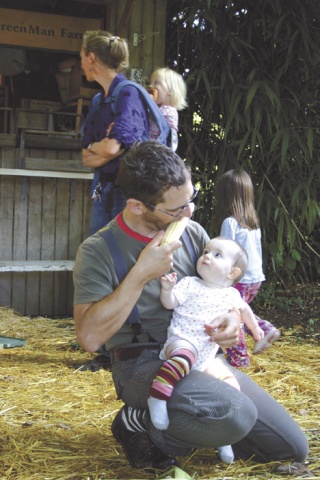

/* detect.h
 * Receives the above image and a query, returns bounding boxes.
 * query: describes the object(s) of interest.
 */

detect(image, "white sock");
[147,397,170,430]
[217,444,234,464]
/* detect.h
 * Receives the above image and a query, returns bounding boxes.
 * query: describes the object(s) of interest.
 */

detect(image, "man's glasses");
[144,188,198,219]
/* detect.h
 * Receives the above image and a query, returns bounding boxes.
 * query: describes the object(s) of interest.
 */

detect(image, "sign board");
[0,8,101,53]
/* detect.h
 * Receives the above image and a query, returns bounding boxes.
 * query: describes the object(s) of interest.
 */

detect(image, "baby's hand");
[251,326,265,341]
[160,272,177,290]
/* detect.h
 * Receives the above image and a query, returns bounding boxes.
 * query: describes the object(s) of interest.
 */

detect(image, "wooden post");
[117,0,136,37]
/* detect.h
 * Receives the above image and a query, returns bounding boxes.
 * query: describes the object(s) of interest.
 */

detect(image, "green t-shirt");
[73,215,209,350]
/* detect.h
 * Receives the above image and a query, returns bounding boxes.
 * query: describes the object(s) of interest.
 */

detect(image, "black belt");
[99,171,118,183]
[110,343,161,363]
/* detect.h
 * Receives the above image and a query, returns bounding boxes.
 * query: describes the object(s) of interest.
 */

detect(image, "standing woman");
[80,30,148,235]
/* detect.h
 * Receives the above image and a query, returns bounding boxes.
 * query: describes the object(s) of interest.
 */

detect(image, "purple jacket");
[82,73,148,174]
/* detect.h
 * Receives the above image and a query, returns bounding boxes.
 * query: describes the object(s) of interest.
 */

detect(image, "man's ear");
[126,198,144,215]
[227,267,241,281]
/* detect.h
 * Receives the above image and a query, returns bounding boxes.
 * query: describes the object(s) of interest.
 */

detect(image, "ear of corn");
[160,217,189,245]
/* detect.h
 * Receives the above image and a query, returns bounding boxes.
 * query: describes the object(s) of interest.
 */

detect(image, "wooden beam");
[117,0,136,37]
[23,133,81,151]
[0,134,16,147]
[24,157,89,173]
[0,260,74,272]
[0,168,94,180]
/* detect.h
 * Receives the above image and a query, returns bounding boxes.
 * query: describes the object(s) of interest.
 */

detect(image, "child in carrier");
[148,67,188,151]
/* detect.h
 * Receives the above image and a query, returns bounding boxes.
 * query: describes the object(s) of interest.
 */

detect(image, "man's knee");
[163,370,257,448]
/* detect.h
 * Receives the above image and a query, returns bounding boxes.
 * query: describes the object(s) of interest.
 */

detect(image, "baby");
[148,236,266,463]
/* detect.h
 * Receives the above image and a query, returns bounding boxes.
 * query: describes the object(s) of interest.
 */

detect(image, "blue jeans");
[88,181,126,235]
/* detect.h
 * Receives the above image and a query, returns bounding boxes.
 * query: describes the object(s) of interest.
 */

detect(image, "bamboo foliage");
[166,0,320,283]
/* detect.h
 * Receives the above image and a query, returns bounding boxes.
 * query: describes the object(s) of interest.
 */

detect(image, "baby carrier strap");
[99,227,141,336]
[105,80,171,146]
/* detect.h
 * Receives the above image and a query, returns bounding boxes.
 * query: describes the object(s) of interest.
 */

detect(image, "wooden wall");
[0,147,91,316]
[106,0,168,83]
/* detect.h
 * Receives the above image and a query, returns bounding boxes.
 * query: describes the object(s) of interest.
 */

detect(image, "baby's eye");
[154,81,160,86]
[214,252,221,258]
[203,249,209,255]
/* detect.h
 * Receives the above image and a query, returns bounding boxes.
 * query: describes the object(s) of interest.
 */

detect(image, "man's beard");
[141,210,173,232]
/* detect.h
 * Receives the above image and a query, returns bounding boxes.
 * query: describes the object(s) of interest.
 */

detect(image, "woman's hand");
[82,137,124,168]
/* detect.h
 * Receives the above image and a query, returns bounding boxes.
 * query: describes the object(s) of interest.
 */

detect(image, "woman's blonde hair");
[151,67,188,110]
[82,30,129,72]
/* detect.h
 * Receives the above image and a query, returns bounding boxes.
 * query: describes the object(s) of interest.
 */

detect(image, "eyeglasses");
[144,188,198,219]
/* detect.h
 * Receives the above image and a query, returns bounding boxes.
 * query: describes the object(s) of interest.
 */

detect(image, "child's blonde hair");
[151,67,188,111]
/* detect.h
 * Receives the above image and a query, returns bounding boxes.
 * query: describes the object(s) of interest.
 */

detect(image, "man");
[73,141,308,471]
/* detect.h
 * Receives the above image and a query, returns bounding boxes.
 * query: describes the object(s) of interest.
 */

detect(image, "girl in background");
[213,169,280,367]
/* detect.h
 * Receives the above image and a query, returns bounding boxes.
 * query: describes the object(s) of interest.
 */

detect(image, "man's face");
[142,181,196,231]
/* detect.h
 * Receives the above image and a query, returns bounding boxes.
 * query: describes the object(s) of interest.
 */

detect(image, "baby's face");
[196,238,238,286]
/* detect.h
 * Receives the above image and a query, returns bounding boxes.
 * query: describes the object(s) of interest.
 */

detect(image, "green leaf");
[270,243,279,256]
[263,83,281,110]
[280,129,290,167]
[285,257,296,270]
[245,82,261,110]
[291,249,301,261]
[269,130,283,154]
[237,130,251,158]
[307,128,313,158]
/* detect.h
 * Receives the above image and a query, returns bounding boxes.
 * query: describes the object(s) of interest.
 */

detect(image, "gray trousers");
[111,349,309,463]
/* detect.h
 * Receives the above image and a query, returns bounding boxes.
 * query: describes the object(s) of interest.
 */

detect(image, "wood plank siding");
[0,159,91,316]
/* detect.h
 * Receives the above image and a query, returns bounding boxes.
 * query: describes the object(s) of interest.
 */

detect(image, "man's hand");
[134,232,182,285]
[204,310,241,348]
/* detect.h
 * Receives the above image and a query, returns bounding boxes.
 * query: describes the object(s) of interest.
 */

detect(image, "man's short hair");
[117,141,191,205]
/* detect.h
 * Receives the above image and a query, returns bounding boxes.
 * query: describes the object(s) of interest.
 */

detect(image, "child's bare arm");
[241,305,264,341]
[160,272,179,309]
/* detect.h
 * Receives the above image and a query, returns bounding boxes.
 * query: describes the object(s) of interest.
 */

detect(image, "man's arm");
[74,233,182,353]
[82,137,123,168]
